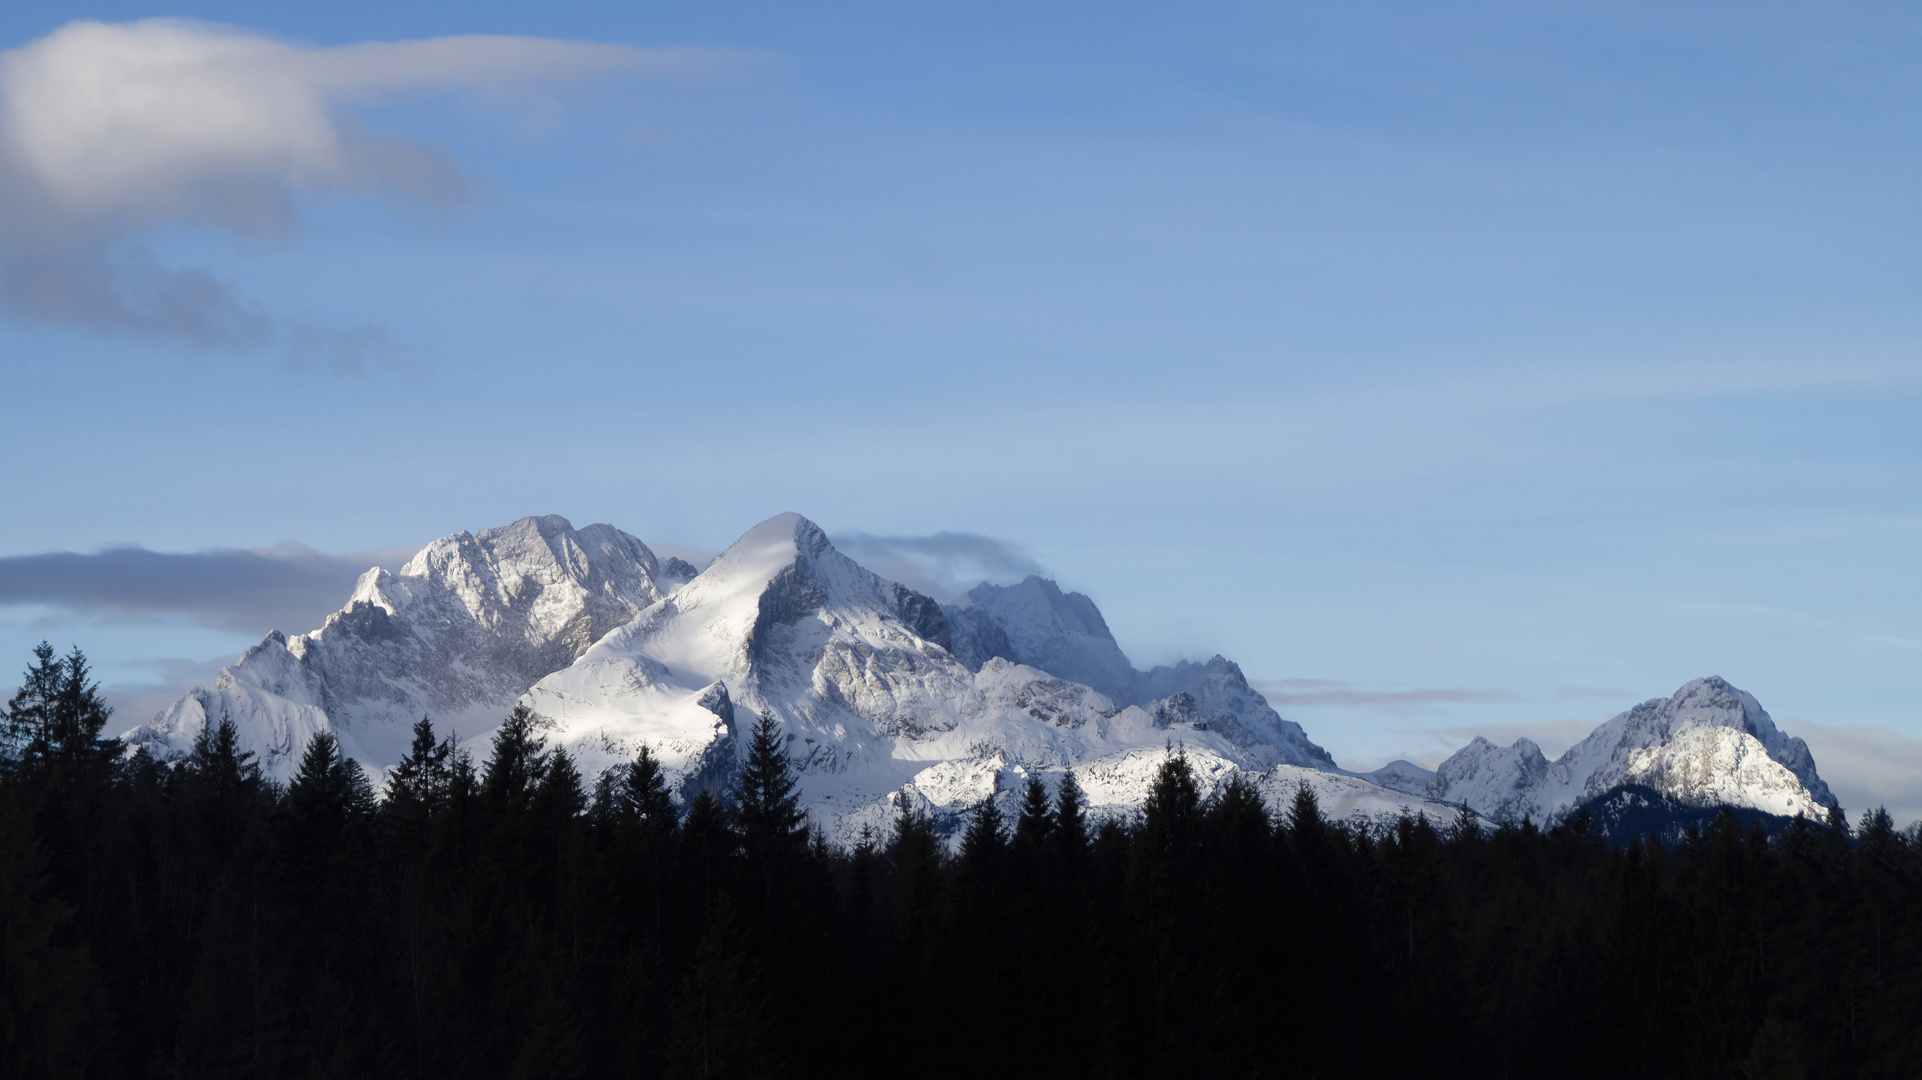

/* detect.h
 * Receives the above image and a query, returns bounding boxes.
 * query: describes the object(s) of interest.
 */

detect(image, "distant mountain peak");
[1365,677,1834,826]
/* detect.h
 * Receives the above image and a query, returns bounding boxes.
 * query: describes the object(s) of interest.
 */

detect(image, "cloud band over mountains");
[0,526,1039,637]
[1253,678,1517,710]
[0,542,418,634]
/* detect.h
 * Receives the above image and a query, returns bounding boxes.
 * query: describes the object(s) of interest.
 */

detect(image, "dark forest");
[4,643,1918,1079]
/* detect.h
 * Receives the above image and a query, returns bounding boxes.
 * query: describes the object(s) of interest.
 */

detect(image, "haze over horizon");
[4,3,1922,824]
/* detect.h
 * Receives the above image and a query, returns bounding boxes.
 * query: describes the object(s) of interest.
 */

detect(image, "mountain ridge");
[117,511,1837,841]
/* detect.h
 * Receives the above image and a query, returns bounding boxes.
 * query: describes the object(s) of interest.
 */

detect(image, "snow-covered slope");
[1363,677,1835,825]
[122,516,663,777]
[519,513,1418,842]
[944,577,1335,769]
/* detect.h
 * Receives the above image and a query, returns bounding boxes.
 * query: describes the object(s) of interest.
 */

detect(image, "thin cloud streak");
[1252,678,1517,710]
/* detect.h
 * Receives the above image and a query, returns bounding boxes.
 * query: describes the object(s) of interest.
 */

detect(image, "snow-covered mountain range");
[121,512,1840,842]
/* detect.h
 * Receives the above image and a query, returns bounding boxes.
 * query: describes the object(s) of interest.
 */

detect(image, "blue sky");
[3,2,1921,821]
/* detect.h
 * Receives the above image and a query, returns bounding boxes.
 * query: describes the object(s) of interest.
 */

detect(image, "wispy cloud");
[0,540,418,634]
[0,18,729,352]
[831,529,1044,601]
[1251,678,1517,710]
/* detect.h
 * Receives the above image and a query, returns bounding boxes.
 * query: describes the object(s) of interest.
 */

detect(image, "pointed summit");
[1368,677,1835,825]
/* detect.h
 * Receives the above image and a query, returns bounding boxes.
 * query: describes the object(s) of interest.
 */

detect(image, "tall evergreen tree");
[0,641,61,761]
[185,713,263,861]
[1139,745,1200,850]
[623,744,678,835]
[733,711,806,863]
[481,705,550,812]
[1287,778,1325,838]
[534,748,588,822]
[1053,768,1088,856]
[289,732,352,839]
[960,793,1008,869]
[1014,776,1054,853]
[384,716,453,818]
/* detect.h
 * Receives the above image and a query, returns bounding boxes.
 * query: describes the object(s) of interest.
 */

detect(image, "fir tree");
[623,744,678,835]
[482,705,550,812]
[1014,775,1054,853]
[960,792,1007,869]
[589,768,622,833]
[534,748,588,822]
[384,716,453,817]
[186,713,262,860]
[286,731,364,896]
[0,641,60,760]
[733,711,806,864]
[1286,778,1325,838]
[1449,801,1481,847]
[1140,745,1200,851]
[678,791,739,910]
[1053,768,1088,856]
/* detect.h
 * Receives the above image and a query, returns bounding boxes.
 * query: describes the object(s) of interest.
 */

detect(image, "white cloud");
[0,19,722,344]
[829,530,1045,601]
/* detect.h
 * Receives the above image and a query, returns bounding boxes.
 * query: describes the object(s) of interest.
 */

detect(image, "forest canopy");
[2,642,1918,1078]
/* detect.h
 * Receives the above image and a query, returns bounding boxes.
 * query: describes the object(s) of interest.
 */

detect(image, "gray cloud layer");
[0,19,724,350]
[830,530,1045,601]
[0,541,417,633]
[1253,678,1518,710]
[1788,720,1922,830]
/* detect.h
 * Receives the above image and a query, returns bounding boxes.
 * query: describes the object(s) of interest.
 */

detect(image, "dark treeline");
[4,642,1921,1079]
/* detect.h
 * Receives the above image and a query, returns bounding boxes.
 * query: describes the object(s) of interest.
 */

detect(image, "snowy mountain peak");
[654,557,701,594]
[946,575,1132,697]
[1598,676,1833,809]
[943,576,1335,771]
[123,515,664,776]
[1368,677,1835,825]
